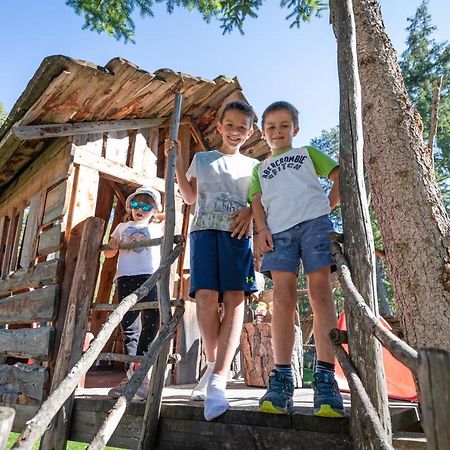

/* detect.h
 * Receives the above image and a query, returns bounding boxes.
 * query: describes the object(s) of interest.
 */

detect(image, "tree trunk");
[352,0,450,350]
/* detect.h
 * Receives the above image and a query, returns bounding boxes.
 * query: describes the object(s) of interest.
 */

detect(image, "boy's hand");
[257,228,274,253]
[229,207,252,239]
[108,237,121,250]
[164,138,181,157]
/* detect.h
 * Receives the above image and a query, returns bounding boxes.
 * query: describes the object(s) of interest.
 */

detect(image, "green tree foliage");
[400,0,450,205]
[65,0,326,42]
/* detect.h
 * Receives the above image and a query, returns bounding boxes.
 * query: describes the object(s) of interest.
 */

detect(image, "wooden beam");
[12,118,166,140]
[41,217,105,450]
[0,285,59,324]
[0,363,48,401]
[418,349,450,450]
[73,147,166,193]
[0,326,54,360]
[0,258,61,296]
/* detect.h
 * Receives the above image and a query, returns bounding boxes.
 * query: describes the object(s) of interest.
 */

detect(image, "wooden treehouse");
[0,54,448,450]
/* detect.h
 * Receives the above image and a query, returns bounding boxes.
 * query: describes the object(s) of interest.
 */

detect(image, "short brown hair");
[219,100,256,125]
[262,101,299,129]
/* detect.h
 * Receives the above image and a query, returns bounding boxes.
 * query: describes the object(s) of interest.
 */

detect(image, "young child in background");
[165,100,258,421]
[105,186,163,400]
[249,101,344,417]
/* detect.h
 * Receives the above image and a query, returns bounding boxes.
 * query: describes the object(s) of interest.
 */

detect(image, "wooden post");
[40,217,105,450]
[0,406,15,450]
[329,0,391,447]
[417,349,450,450]
[138,91,183,450]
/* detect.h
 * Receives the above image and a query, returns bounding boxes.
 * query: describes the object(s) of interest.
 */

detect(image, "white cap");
[126,186,163,212]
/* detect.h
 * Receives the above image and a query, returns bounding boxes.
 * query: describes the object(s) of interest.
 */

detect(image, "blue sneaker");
[312,371,345,417]
[258,369,294,414]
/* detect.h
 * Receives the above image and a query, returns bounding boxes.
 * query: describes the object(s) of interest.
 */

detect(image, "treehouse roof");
[0,55,269,191]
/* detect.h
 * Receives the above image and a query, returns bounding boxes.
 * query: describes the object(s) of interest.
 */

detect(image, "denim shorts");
[189,230,257,299]
[261,215,334,274]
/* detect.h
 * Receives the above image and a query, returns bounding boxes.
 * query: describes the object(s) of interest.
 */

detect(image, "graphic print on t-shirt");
[122,226,151,253]
[261,154,308,179]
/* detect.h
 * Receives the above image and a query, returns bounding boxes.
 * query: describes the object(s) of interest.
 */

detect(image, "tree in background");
[65,0,326,42]
[400,0,450,209]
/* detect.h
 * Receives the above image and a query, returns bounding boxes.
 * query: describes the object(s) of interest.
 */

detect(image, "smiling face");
[262,109,299,154]
[130,193,155,223]
[216,109,254,154]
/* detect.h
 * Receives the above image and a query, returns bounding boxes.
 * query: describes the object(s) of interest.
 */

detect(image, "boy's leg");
[191,289,220,401]
[307,267,344,417]
[258,271,296,414]
[204,290,244,421]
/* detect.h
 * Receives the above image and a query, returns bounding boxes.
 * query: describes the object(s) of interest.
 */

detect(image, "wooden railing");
[331,241,450,450]
[11,92,185,450]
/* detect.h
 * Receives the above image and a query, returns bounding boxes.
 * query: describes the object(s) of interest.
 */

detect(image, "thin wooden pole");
[12,245,182,450]
[99,235,183,252]
[87,306,184,450]
[138,91,182,450]
[329,0,392,446]
[333,343,394,450]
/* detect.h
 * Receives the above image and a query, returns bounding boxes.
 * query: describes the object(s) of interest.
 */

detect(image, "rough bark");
[353,0,450,350]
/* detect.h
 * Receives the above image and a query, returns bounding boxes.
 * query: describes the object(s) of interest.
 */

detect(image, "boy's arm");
[252,193,274,253]
[328,166,340,210]
[164,139,197,205]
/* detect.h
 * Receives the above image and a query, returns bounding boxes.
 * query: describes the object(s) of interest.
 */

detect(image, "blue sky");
[1,1,449,145]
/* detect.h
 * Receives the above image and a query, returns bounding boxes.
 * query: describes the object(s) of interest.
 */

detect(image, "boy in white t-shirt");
[104,186,163,400]
[248,101,344,417]
[165,100,258,421]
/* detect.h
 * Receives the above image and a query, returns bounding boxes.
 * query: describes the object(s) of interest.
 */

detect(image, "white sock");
[204,374,229,421]
[191,361,214,401]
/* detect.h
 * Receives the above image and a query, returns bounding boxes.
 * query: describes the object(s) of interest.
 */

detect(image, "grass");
[6,433,125,450]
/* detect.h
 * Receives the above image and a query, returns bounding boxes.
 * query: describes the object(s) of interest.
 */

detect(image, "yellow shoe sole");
[258,400,287,414]
[314,404,345,418]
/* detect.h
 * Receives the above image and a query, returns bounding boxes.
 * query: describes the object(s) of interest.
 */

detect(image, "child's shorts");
[189,230,258,299]
[260,215,334,274]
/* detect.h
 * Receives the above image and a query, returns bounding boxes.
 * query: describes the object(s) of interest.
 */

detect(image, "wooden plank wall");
[0,140,72,406]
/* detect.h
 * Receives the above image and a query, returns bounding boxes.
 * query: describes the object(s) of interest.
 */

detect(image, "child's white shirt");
[257,147,331,234]
[111,220,162,277]
[186,150,258,232]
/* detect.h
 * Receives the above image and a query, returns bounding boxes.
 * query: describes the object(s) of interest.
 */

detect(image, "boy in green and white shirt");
[249,101,344,418]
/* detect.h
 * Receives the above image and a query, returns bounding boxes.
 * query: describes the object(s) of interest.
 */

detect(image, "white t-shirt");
[111,221,162,277]
[251,147,337,234]
[186,150,258,232]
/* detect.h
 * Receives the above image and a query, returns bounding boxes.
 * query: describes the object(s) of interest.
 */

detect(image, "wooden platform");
[7,369,424,449]
[64,369,424,450]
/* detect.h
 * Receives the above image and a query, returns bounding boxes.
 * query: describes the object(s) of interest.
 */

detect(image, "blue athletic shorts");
[189,230,258,299]
[261,215,334,274]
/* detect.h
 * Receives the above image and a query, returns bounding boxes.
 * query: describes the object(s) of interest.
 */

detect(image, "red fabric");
[334,313,418,401]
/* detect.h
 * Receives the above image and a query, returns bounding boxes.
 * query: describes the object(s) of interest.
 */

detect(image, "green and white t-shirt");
[187,150,258,233]
[248,146,338,234]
